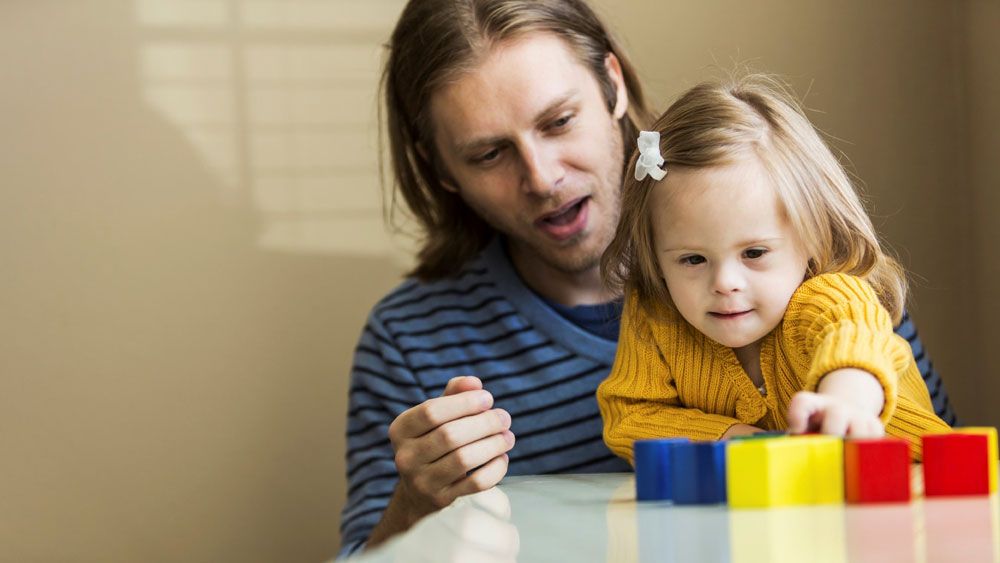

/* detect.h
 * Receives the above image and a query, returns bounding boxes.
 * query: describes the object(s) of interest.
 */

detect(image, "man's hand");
[367,376,514,548]
[786,368,887,438]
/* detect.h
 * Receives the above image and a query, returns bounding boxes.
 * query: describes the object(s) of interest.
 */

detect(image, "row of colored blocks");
[634,427,998,507]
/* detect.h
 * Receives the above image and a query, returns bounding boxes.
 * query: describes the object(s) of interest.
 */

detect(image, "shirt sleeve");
[338,310,428,558]
[597,294,740,465]
[894,312,958,425]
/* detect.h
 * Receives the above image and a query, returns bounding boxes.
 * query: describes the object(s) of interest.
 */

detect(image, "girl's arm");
[597,295,748,465]
[783,273,948,449]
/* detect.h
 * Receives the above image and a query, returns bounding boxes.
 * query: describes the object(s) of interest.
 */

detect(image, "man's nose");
[520,141,565,197]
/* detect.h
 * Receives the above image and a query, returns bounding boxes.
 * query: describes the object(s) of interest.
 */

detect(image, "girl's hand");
[786,367,887,437]
[785,390,885,438]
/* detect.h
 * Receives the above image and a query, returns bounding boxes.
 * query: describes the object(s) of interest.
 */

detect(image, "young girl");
[596,74,950,463]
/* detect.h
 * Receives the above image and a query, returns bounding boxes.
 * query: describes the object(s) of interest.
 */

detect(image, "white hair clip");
[635,131,667,181]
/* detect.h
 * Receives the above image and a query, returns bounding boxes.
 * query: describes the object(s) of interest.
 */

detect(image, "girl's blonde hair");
[602,73,908,324]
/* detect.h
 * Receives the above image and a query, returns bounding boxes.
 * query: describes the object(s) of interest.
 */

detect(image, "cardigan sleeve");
[597,294,740,465]
[784,273,911,424]
[882,352,953,460]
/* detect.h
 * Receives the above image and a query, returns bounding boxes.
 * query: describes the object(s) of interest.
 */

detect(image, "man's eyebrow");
[533,91,579,124]
[454,91,579,154]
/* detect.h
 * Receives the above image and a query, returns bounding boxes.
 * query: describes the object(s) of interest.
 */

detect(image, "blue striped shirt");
[338,237,956,557]
[339,238,630,557]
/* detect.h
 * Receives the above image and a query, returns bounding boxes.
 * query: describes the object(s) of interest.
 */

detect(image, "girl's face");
[651,155,811,352]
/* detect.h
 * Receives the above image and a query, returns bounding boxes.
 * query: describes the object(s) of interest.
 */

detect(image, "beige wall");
[1,1,995,561]
[964,0,1000,426]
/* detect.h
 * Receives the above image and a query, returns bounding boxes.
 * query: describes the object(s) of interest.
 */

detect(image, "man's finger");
[390,390,493,440]
[447,452,511,501]
[442,375,483,397]
[427,431,515,486]
[410,409,512,466]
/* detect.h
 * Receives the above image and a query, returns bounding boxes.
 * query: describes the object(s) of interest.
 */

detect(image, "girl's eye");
[744,248,767,259]
[680,255,706,266]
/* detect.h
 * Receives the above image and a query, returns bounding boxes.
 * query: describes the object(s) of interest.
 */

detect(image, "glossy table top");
[351,472,999,562]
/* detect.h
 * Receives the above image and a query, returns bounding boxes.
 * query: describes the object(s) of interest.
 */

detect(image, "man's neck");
[507,241,618,307]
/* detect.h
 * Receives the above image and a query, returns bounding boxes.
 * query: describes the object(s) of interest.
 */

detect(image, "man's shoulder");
[368,252,504,326]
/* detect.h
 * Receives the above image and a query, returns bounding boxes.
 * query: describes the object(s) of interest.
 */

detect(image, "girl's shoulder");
[791,272,878,306]
[622,290,687,340]
[784,273,884,339]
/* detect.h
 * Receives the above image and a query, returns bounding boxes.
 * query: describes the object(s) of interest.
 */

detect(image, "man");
[339,0,956,557]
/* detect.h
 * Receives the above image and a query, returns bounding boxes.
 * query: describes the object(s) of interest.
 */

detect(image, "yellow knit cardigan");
[597,273,950,463]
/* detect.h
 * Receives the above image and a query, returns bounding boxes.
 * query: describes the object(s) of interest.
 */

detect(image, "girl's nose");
[711,263,746,294]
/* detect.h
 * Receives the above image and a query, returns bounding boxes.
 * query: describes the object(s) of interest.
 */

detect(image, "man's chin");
[537,246,603,275]
[508,228,608,275]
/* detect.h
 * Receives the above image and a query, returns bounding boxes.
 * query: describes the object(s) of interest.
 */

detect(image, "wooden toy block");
[670,441,727,505]
[727,437,811,508]
[634,438,689,501]
[923,427,998,497]
[844,437,911,503]
[798,434,844,504]
[727,435,843,508]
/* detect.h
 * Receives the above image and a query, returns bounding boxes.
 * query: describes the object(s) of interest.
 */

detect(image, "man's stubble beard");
[527,130,624,276]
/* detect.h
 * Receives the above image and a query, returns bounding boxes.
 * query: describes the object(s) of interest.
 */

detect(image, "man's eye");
[548,114,573,130]
[680,255,706,266]
[744,248,767,259]
[474,148,501,164]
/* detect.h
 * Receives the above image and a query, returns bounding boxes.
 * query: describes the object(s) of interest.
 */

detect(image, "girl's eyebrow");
[660,237,783,254]
[735,237,782,247]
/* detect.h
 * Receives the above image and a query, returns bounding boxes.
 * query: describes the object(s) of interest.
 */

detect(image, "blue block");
[634,438,689,501]
[670,441,728,505]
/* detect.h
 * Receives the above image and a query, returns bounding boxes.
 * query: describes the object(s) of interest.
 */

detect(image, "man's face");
[428,33,628,276]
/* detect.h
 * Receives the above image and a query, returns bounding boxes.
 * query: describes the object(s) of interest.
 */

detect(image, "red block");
[923,433,991,496]
[844,438,911,503]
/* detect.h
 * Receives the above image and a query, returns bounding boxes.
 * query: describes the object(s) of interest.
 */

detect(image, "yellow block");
[727,435,844,508]
[961,427,999,494]
[797,434,844,504]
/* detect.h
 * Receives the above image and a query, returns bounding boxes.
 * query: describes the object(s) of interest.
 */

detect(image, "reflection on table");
[349,473,999,563]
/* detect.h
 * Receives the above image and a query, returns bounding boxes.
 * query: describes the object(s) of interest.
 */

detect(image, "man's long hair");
[381,0,651,280]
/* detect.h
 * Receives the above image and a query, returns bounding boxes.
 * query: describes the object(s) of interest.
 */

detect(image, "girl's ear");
[604,53,629,120]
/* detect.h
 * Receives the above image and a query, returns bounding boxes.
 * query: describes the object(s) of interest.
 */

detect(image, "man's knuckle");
[438,424,460,449]
[388,420,405,443]
[473,467,499,490]
[394,450,412,471]
[411,477,430,498]
[452,447,473,469]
